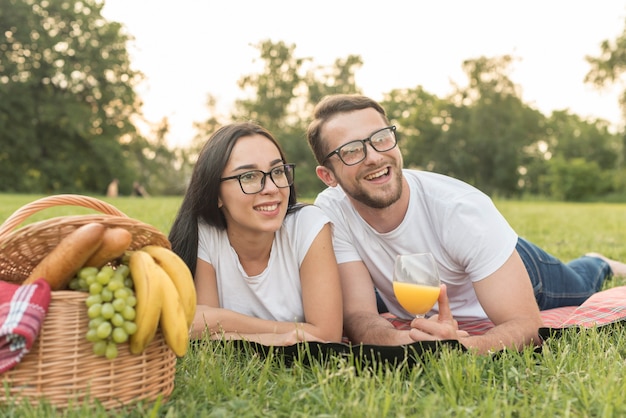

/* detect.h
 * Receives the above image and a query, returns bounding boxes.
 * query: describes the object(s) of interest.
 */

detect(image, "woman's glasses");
[220,163,295,194]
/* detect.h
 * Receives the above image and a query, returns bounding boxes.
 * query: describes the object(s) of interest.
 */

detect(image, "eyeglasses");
[322,126,397,166]
[220,163,295,194]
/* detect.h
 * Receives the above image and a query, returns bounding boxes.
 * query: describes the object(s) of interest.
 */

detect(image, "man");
[306,94,625,354]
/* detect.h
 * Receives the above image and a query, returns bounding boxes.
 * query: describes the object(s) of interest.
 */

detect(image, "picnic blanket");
[0,279,51,374]
[244,286,626,366]
[384,285,626,337]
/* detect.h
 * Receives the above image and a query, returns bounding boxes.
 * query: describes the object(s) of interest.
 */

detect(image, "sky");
[101,0,626,147]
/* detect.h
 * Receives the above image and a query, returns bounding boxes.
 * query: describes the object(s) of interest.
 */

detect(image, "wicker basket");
[0,195,177,409]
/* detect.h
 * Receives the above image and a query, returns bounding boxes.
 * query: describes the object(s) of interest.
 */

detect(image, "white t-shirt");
[197,205,330,322]
[314,170,518,321]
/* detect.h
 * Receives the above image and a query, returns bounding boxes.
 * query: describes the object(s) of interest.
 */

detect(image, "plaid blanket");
[384,286,626,336]
[0,279,51,374]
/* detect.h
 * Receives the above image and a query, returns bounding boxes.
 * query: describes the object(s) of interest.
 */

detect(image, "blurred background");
[2,0,626,201]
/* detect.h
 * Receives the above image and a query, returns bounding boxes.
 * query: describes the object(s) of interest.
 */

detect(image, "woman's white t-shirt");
[197,205,329,322]
[314,170,518,321]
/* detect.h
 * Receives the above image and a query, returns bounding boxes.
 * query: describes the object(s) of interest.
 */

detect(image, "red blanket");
[0,279,51,374]
[384,286,626,336]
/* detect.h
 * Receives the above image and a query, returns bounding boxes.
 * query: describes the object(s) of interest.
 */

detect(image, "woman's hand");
[268,329,325,346]
[210,328,325,346]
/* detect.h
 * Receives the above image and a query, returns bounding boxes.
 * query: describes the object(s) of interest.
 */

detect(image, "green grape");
[86,328,100,342]
[77,277,88,291]
[101,288,113,302]
[101,265,115,277]
[126,295,137,307]
[112,270,125,282]
[114,288,130,300]
[85,273,98,287]
[105,341,118,360]
[121,305,136,321]
[116,264,130,279]
[111,327,128,344]
[122,321,137,336]
[68,278,81,290]
[96,321,112,339]
[100,302,115,319]
[112,297,126,313]
[86,294,102,307]
[89,282,103,296]
[96,269,112,285]
[88,317,105,330]
[81,261,138,359]
[111,313,125,327]
[87,303,102,319]
[124,278,134,289]
[93,340,107,356]
[107,279,123,293]
[79,266,99,280]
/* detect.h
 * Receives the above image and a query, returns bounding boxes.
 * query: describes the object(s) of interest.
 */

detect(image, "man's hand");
[408,284,470,342]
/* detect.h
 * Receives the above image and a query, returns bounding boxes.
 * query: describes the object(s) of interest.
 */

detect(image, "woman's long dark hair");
[168,122,301,276]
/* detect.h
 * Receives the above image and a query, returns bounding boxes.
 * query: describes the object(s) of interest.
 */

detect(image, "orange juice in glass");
[393,253,441,318]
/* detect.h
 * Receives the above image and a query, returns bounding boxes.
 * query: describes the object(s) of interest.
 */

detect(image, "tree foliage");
[191,40,626,200]
[585,24,626,116]
[383,56,547,197]
[3,6,626,201]
[0,0,184,196]
[195,39,363,197]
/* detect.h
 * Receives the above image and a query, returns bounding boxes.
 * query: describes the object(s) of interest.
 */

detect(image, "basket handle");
[0,194,128,240]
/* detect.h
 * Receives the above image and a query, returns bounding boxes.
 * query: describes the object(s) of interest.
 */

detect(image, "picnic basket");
[0,194,177,409]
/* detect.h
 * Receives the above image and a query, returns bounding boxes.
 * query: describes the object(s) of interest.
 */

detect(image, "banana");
[140,245,197,327]
[128,251,163,355]
[152,262,189,357]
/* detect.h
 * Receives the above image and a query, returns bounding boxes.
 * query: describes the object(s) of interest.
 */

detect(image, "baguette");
[84,227,133,268]
[23,222,106,290]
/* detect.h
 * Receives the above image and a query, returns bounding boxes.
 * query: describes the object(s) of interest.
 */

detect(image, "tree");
[542,157,608,201]
[546,111,619,167]
[383,56,546,197]
[195,40,362,198]
[233,40,306,134]
[0,0,144,193]
[446,56,547,196]
[585,20,626,195]
[381,86,451,171]
[585,20,626,118]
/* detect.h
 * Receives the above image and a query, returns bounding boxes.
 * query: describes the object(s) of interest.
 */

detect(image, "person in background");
[306,94,626,354]
[169,122,343,346]
[132,181,149,197]
[106,178,119,197]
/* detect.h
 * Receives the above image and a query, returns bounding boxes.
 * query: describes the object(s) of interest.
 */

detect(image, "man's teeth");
[256,204,278,211]
[365,168,388,180]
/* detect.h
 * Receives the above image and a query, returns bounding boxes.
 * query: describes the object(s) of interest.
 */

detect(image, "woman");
[169,122,343,345]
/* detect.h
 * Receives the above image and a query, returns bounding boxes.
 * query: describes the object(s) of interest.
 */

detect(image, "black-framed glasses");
[322,126,397,166]
[220,163,295,194]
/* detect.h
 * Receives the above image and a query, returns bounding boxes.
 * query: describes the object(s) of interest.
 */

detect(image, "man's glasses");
[220,163,295,194]
[322,126,397,166]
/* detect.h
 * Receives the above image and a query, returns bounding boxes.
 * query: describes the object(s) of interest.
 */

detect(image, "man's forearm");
[458,319,541,354]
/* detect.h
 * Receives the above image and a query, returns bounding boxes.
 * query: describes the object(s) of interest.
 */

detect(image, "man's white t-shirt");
[197,205,330,322]
[314,170,518,321]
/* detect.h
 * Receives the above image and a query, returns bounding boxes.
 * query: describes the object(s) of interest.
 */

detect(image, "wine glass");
[392,252,441,318]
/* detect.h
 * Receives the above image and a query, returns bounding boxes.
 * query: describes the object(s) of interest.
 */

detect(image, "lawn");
[1,194,625,417]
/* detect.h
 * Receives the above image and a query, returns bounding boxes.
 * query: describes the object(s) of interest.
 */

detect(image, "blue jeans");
[516,237,611,310]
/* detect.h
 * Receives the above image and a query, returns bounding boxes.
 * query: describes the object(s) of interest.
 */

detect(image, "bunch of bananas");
[128,246,196,357]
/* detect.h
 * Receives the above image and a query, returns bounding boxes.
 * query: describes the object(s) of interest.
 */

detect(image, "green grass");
[1,194,625,417]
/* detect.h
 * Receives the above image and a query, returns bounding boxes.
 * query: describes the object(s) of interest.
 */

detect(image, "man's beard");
[341,169,403,209]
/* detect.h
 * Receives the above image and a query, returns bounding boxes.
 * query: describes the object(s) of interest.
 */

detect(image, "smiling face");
[316,108,404,210]
[219,134,290,236]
